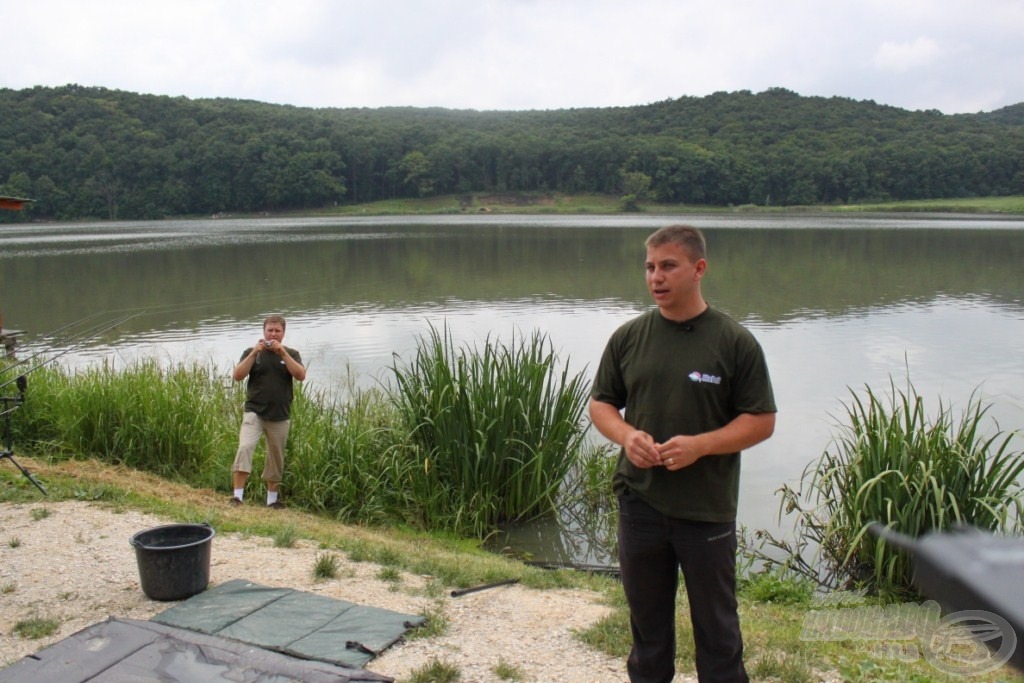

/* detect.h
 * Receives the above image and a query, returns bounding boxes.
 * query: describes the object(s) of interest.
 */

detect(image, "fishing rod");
[35,310,110,341]
[0,312,140,391]
[450,579,520,598]
[0,311,125,378]
[0,311,139,494]
[1,275,341,387]
[524,560,621,577]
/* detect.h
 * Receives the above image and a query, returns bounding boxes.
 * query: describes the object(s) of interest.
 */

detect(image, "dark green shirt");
[240,347,302,421]
[591,306,776,522]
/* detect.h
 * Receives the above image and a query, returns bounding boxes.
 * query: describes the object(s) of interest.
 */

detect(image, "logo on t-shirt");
[688,370,722,385]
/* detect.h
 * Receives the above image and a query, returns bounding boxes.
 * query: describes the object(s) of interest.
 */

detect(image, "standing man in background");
[230,314,305,508]
[589,225,776,683]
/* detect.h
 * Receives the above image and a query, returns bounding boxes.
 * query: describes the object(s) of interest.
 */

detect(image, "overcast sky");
[3,0,1023,114]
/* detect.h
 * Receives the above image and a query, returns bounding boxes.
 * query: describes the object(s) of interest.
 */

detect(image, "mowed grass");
[826,195,1024,214]
[298,192,1024,217]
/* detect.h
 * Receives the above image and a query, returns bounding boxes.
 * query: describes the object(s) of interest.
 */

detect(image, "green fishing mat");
[150,579,426,668]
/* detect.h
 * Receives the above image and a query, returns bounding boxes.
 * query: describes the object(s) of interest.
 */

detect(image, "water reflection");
[491,499,620,573]
[3,214,1023,570]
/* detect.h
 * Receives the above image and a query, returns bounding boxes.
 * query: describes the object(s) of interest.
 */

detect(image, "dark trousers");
[617,492,748,683]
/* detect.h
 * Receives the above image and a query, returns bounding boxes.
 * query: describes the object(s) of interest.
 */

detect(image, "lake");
[2,213,1023,568]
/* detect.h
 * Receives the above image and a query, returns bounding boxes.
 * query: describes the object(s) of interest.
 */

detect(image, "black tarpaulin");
[0,579,425,682]
[0,617,392,683]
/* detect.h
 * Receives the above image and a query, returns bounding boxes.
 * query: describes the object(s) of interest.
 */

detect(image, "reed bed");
[7,328,594,539]
[753,378,1024,598]
[12,360,238,490]
[284,384,410,523]
[388,325,592,537]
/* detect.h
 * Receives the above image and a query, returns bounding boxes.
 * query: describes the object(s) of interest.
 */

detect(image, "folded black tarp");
[0,579,426,682]
[0,616,392,682]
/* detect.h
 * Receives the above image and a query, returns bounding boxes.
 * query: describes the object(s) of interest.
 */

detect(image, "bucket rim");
[130,522,215,550]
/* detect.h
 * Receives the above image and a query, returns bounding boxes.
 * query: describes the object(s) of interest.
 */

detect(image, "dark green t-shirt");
[240,347,302,421]
[591,306,776,522]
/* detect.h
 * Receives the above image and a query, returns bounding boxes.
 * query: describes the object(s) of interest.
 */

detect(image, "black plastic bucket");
[129,523,215,601]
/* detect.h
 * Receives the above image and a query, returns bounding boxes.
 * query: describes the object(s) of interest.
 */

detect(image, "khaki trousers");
[231,412,290,483]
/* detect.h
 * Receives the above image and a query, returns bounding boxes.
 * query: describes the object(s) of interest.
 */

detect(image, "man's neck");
[657,299,708,323]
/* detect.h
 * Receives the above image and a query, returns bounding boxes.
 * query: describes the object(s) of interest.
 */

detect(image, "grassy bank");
[3,459,1022,683]
[312,192,627,216]
[303,192,1024,217]
[827,195,1024,215]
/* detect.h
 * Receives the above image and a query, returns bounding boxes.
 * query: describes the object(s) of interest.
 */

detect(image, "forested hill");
[2,84,1023,220]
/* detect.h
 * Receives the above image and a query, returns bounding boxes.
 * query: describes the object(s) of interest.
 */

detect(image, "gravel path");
[0,499,654,682]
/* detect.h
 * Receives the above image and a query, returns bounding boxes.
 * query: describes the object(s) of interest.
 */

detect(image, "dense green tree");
[398,150,433,197]
[1,84,1022,219]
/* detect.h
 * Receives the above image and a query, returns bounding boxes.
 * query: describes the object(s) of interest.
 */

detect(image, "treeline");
[2,84,1024,220]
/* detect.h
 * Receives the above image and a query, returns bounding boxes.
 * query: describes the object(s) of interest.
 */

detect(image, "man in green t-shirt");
[229,315,306,508]
[590,225,776,683]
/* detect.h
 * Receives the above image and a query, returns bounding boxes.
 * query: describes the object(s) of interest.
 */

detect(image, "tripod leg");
[1,388,44,494]
[0,454,48,495]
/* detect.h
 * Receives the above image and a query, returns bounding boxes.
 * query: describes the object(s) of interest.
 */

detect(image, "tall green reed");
[9,329,599,540]
[14,360,239,488]
[388,325,592,537]
[285,384,410,523]
[750,377,1024,598]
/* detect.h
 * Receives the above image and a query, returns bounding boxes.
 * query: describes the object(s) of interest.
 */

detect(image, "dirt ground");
[0,496,654,682]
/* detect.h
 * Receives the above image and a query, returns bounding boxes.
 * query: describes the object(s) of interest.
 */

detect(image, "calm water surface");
[3,213,1023,568]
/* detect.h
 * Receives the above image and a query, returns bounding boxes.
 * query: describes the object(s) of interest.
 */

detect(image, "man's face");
[645,242,705,314]
[264,322,285,342]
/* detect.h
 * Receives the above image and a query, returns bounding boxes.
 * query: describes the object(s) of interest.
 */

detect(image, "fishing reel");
[0,374,26,417]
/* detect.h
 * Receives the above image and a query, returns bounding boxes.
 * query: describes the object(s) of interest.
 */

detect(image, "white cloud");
[873,37,944,74]
[1,0,1022,113]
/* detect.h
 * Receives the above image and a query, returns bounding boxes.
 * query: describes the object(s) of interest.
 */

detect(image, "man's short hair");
[264,315,286,330]
[645,225,707,261]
